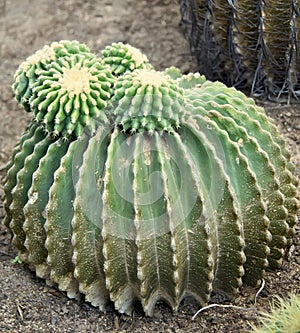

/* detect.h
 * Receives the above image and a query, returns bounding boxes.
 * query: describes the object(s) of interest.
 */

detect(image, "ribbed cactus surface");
[4,41,299,316]
[179,0,300,100]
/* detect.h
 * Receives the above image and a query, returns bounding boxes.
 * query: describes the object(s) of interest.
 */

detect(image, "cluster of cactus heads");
[4,40,299,316]
[179,0,300,101]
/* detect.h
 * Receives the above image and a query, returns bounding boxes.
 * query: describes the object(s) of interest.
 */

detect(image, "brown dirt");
[0,1,299,332]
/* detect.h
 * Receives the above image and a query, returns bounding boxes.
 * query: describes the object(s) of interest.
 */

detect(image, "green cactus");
[4,41,299,316]
[111,68,185,133]
[101,42,152,75]
[29,54,115,137]
[179,1,300,100]
[13,40,94,111]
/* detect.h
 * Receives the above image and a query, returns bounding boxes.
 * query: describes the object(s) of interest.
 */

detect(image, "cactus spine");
[4,41,299,316]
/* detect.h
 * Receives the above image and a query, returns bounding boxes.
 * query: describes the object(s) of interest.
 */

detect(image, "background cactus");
[179,0,300,101]
[4,41,299,316]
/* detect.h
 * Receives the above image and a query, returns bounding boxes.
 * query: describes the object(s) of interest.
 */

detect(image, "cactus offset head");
[29,54,115,137]
[13,40,94,111]
[101,42,152,75]
[111,68,185,133]
[4,41,299,316]
[163,68,206,89]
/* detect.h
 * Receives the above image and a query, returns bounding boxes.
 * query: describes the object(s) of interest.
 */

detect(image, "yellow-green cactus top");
[30,54,115,137]
[101,42,153,75]
[111,69,185,133]
[13,40,94,111]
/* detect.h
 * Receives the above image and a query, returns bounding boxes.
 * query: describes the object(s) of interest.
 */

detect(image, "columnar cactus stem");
[4,41,299,316]
[263,0,293,93]
[179,0,300,99]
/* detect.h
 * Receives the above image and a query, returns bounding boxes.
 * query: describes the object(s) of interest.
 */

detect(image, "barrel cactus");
[179,0,300,100]
[4,40,299,316]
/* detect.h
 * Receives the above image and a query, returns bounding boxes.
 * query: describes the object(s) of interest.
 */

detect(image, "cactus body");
[179,0,300,100]
[4,41,299,316]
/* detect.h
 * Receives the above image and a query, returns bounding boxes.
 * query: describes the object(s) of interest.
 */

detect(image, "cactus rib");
[72,128,110,310]
[101,127,140,314]
[8,126,49,261]
[45,137,89,298]
[23,138,70,278]
[3,123,40,228]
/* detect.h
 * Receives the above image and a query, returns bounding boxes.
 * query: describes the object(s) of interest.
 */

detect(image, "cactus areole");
[4,40,299,316]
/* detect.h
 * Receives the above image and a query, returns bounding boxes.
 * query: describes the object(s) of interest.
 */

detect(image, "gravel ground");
[0,1,299,332]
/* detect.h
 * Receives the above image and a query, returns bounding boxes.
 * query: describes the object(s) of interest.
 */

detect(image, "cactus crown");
[13,40,94,112]
[30,54,115,137]
[5,40,299,317]
[112,69,185,133]
[101,42,152,75]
